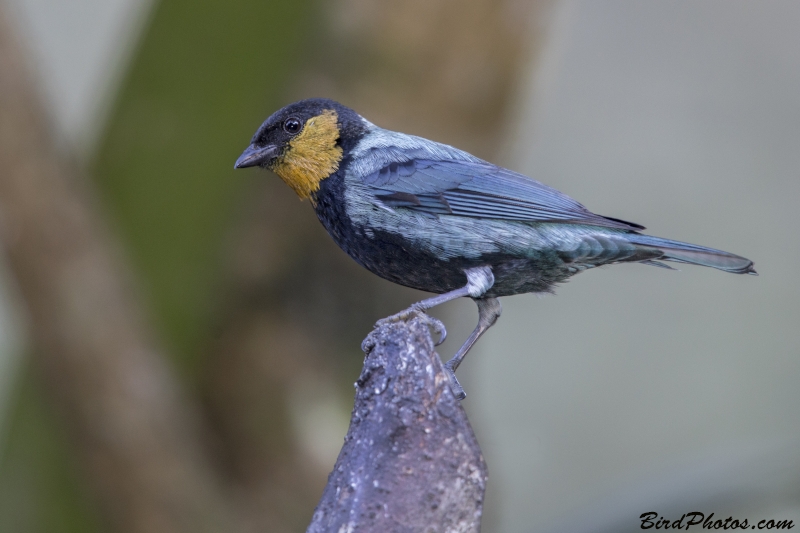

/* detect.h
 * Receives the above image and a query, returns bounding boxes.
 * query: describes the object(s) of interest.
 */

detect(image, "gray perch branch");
[306,317,488,533]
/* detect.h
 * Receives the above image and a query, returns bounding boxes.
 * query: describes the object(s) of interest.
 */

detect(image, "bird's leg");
[444,297,502,400]
[374,266,495,345]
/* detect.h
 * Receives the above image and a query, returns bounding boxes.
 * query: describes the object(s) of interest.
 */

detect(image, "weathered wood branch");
[307,317,488,533]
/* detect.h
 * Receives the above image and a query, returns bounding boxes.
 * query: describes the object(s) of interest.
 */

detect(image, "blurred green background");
[0,1,798,532]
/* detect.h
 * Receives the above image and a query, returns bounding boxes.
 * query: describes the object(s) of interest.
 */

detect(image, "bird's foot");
[373,305,447,345]
[443,359,466,401]
[374,303,423,326]
[361,308,446,354]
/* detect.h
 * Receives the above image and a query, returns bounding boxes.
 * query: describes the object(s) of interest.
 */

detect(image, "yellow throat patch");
[270,110,343,200]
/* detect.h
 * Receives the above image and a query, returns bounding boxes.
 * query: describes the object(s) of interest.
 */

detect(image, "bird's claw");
[373,306,447,346]
[426,315,447,346]
[443,359,466,401]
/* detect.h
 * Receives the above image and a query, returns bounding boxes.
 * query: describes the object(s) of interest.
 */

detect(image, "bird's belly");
[317,199,572,296]
[339,227,571,296]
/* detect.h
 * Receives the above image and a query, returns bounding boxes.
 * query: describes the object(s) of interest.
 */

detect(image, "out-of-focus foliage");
[91,0,316,372]
[0,368,99,533]
[1,1,318,531]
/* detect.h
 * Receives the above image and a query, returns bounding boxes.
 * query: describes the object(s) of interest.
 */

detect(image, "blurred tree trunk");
[301,0,552,159]
[0,7,243,533]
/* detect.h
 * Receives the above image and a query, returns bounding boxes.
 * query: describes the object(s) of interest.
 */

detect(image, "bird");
[234,98,755,400]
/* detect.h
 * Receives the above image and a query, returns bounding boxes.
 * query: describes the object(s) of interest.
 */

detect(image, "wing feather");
[363,158,644,230]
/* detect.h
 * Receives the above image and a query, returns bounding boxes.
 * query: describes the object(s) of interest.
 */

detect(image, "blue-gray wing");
[363,159,644,231]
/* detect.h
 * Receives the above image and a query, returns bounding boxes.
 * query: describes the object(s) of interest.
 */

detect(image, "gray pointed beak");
[234,144,279,169]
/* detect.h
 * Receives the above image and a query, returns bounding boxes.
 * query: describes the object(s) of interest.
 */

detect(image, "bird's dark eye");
[283,117,302,135]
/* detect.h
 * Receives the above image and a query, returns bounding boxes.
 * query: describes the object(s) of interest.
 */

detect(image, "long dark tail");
[627,234,757,275]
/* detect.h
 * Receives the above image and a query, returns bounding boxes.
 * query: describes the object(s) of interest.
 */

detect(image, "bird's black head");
[234,98,367,199]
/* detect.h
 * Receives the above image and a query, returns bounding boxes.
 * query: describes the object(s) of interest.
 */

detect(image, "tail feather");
[626,234,756,275]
